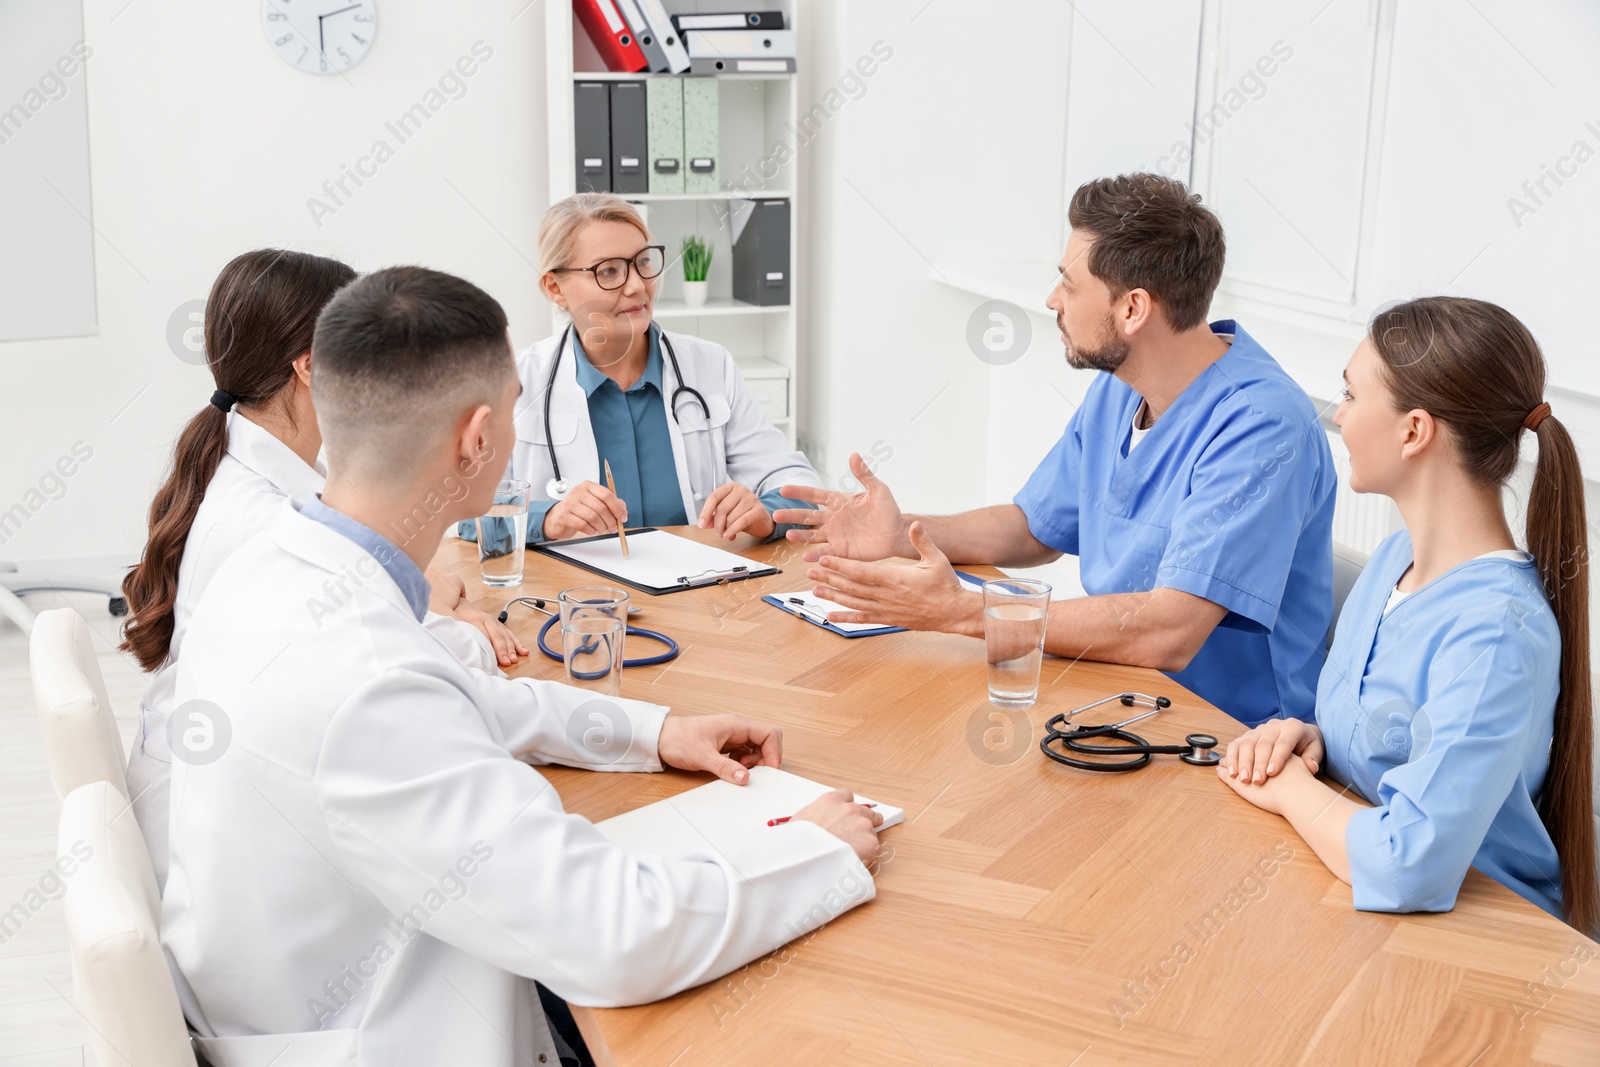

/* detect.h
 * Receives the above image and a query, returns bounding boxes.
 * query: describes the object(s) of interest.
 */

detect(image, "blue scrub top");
[1319,530,1563,919]
[1013,320,1336,726]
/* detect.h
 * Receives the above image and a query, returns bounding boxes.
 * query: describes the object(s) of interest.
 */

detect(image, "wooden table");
[438,530,1600,1067]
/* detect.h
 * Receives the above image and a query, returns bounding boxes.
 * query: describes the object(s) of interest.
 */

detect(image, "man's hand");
[806,522,980,636]
[545,480,628,540]
[793,787,883,865]
[697,482,775,540]
[774,452,909,563]
[657,712,782,785]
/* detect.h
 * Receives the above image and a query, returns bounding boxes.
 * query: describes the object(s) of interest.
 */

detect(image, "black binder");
[732,198,790,306]
[609,82,649,195]
[574,82,611,193]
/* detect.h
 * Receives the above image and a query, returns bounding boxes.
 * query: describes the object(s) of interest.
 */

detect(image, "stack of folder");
[574,3,794,75]
[573,76,721,195]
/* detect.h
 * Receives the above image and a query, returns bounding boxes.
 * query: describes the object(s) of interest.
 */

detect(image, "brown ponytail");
[1370,296,1598,935]
[1526,411,1597,936]
[120,250,356,671]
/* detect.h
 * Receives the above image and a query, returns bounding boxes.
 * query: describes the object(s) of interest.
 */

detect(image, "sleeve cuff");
[525,500,557,544]
[1011,490,1075,555]
[1345,806,1401,912]
[1160,565,1276,632]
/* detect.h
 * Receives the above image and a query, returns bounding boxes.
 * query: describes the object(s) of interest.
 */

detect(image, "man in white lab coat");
[161,266,882,1067]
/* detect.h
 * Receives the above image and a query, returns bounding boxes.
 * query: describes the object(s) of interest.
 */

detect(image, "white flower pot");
[682,280,709,307]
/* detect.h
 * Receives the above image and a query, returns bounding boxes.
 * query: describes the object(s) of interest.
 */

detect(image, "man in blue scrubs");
[777,174,1336,726]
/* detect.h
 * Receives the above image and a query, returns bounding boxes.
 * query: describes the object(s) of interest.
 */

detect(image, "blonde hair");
[537,193,653,292]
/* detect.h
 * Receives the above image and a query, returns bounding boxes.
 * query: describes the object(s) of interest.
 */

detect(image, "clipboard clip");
[676,566,749,589]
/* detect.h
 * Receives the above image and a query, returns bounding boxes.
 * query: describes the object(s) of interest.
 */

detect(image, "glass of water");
[559,586,629,697]
[984,578,1051,707]
[476,480,531,588]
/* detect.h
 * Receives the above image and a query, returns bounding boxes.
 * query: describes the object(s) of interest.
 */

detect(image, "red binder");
[574,0,648,73]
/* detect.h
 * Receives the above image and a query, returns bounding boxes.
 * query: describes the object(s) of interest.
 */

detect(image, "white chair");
[31,608,130,799]
[1,558,126,634]
[58,780,197,1067]
[1325,542,1370,652]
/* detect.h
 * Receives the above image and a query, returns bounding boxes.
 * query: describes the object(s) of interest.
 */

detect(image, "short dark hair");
[1067,174,1226,331]
[312,266,512,480]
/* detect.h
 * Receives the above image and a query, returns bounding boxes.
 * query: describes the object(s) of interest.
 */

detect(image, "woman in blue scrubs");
[1218,297,1597,935]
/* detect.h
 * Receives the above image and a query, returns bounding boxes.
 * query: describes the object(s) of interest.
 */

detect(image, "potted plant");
[680,235,712,307]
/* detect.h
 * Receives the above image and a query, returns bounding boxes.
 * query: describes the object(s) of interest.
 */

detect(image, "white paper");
[596,766,903,861]
[543,528,774,591]
[771,572,987,633]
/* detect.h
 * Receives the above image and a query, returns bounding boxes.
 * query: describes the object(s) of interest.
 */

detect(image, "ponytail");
[119,407,229,670]
[1526,413,1598,936]
[118,249,356,670]
[1370,296,1597,935]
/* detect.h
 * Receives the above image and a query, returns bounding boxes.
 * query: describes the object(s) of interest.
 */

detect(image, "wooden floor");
[0,592,144,1065]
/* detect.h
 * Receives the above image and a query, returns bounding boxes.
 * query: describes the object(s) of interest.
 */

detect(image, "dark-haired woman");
[121,249,524,891]
[1218,296,1597,936]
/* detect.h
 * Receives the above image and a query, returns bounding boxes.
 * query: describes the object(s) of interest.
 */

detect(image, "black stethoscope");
[543,322,712,500]
[1040,693,1221,772]
[499,596,680,677]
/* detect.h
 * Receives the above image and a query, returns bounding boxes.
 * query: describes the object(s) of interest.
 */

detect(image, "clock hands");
[316,4,361,58]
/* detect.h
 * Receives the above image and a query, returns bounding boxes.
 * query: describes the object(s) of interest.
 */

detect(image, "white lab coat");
[161,504,873,1067]
[510,326,819,522]
[128,414,497,892]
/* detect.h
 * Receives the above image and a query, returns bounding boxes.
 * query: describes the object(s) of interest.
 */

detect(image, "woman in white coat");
[497,193,819,543]
[120,249,523,892]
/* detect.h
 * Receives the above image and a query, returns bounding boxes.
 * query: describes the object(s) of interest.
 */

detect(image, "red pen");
[768,803,876,827]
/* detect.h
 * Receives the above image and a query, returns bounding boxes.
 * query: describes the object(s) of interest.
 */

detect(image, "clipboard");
[533,527,780,595]
[762,570,990,638]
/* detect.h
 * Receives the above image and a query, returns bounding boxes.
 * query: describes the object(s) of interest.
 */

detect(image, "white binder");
[635,0,691,73]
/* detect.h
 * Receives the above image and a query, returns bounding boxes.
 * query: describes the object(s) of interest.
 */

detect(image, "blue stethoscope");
[499,596,680,678]
[543,322,711,500]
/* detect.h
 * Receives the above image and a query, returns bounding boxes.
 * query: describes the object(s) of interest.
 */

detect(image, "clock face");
[262,0,376,75]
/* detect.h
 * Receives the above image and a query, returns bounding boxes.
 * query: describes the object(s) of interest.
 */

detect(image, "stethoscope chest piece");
[546,477,570,500]
[1179,734,1222,766]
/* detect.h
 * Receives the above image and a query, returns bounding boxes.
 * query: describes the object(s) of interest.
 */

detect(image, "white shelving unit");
[544,1,801,442]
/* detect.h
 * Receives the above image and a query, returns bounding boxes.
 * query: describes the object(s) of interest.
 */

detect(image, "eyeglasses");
[549,246,666,291]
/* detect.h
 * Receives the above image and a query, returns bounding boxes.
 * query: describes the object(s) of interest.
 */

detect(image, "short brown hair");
[312,266,512,485]
[1067,173,1226,331]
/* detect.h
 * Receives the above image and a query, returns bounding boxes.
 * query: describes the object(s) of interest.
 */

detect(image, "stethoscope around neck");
[1039,693,1221,772]
[543,322,712,500]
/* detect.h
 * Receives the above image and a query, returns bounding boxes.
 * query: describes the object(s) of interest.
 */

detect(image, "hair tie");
[1523,401,1552,432]
[210,389,239,413]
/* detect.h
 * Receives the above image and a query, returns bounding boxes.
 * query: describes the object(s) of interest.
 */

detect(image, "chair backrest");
[59,780,196,1067]
[31,608,128,799]
[1325,542,1370,652]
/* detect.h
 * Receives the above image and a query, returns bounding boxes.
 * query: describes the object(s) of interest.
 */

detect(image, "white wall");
[800,0,1072,519]
[8,0,1600,628]
[0,1,551,564]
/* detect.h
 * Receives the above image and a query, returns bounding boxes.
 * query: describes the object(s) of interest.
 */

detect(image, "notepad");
[535,528,780,595]
[595,766,903,860]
